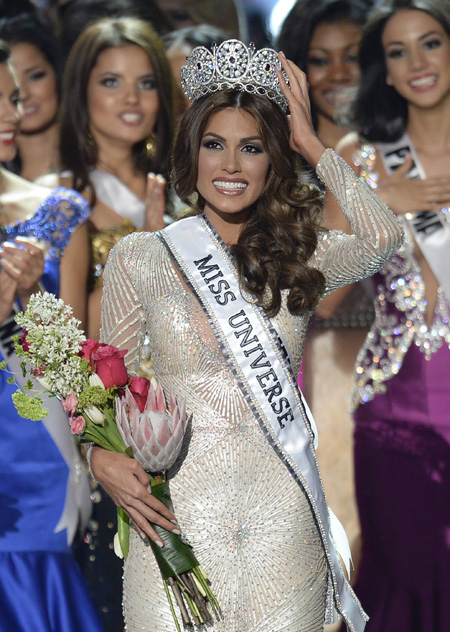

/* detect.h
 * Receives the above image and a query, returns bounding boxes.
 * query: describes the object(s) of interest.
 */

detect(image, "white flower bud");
[89,373,106,389]
[83,405,105,425]
[113,532,124,559]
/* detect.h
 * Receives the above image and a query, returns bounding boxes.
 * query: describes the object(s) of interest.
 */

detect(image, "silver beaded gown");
[101,150,402,632]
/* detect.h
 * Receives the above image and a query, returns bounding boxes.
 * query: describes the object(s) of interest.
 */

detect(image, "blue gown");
[0,189,105,632]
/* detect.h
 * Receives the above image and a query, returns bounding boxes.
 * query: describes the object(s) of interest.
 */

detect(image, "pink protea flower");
[115,382,187,472]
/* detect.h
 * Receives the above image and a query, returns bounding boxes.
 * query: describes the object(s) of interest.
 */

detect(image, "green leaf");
[148,481,199,579]
[7,376,15,384]
[20,362,27,378]
[0,360,7,370]
[117,508,130,558]
[24,380,33,390]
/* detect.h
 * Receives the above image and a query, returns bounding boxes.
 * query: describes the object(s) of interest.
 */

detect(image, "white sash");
[160,216,367,631]
[0,302,91,545]
[378,133,450,302]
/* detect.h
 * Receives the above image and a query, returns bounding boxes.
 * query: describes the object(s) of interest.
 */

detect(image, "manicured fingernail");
[139,531,147,540]
[172,528,181,535]
[147,172,156,179]
[156,540,164,548]
[156,174,166,183]
[170,519,178,525]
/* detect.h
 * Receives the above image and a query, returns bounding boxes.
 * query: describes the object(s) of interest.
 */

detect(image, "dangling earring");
[144,132,157,160]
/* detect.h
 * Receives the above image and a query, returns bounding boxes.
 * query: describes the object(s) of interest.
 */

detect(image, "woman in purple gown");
[337,0,450,629]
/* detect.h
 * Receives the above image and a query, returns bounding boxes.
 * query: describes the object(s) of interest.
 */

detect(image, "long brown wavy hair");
[171,90,326,317]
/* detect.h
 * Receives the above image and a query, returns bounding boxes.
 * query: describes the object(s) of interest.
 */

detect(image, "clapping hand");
[1,238,45,292]
[143,172,166,232]
[0,238,45,321]
[276,52,326,167]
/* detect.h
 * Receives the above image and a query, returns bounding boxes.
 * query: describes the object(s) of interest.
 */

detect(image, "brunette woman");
[0,13,62,181]
[90,40,402,631]
[337,0,450,629]
[57,16,176,340]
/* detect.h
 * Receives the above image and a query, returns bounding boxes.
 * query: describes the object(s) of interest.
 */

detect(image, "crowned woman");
[89,40,403,632]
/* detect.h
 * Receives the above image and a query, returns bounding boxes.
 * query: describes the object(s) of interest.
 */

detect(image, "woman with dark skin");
[277,0,373,556]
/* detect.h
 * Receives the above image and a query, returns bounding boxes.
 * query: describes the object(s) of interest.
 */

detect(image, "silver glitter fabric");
[350,144,450,410]
[100,150,402,632]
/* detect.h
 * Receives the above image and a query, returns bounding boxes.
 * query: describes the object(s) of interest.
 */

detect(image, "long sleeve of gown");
[100,234,146,373]
[310,148,403,293]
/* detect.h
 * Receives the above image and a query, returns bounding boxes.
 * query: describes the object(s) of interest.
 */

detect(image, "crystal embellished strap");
[181,39,289,112]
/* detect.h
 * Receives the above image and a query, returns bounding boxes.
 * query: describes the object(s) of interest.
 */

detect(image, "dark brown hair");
[171,90,326,317]
[353,0,450,142]
[59,16,175,197]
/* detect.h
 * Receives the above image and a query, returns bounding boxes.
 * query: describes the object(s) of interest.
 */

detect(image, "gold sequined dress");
[101,150,402,632]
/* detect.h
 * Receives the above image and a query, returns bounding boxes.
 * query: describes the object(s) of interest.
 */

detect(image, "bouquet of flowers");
[2,292,221,630]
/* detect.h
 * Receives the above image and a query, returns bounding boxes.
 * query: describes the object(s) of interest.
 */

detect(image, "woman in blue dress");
[0,41,105,631]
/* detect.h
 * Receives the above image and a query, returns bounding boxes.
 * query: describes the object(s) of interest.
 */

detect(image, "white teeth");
[214,180,247,190]
[0,132,14,141]
[121,113,141,123]
[410,75,437,87]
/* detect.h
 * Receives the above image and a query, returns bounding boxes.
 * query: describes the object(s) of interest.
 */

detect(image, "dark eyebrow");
[308,42,360,53]
[24,65,46,73]
[385,30,442,47]
[202,132,263,143]
[97,71,156,79]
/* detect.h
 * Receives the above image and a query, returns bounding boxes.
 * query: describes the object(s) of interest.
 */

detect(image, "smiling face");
[306,19,362,123]
[0,62,22,161]
[11,42,58,135]
[196,107,271,230]
[87,44,159,152]
[382,9,450,109]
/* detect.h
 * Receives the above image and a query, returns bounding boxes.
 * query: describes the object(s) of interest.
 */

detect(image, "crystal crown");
[180,39,289,112]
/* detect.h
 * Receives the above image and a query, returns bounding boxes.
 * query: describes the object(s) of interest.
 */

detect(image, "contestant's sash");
[378,134,450,302]
[160,216,368,631]
[0,301,91,545]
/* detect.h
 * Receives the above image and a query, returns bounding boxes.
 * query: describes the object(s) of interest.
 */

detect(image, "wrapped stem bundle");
[148,475,221,630]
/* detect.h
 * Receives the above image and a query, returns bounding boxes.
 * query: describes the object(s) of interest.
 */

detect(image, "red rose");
[128,376,151,413]
[20,330,31,353]
[92,345,128,389]
[79,339,107,370]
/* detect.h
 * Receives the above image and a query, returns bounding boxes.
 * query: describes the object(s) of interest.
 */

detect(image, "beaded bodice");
[350,143,450,411]
[3,187,90,259]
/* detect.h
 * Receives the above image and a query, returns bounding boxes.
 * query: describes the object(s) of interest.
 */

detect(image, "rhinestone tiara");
[180,39,289,112]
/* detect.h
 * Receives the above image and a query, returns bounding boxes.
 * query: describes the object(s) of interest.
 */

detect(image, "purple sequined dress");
[348,144,450,632]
